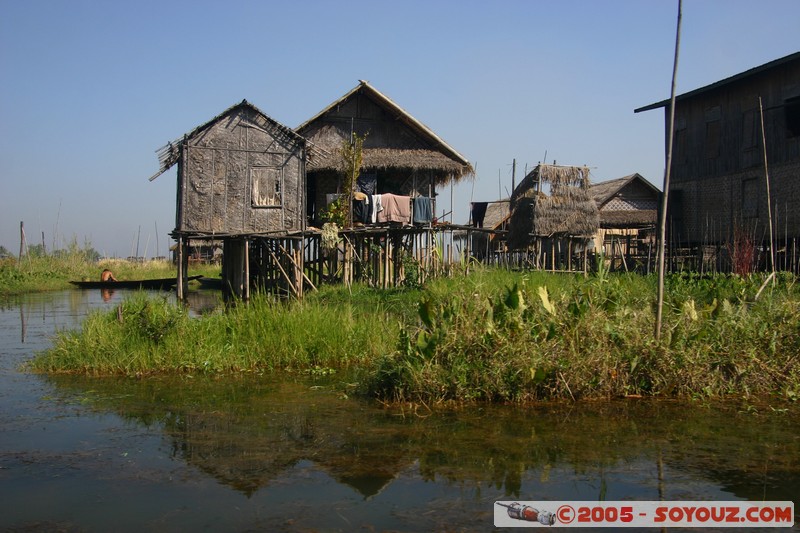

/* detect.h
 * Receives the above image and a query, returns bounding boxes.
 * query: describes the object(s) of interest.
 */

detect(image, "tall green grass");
[364,270,800,403]
[30,267,800,404]
[31,289,400,375]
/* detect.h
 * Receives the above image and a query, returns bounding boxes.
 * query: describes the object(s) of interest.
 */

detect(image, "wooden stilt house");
[296,80,473,226]
[293,80,473,289]
[508,164,600,271]
[149,100,311,298]
[589,173,660,271]
[636,51,800,273]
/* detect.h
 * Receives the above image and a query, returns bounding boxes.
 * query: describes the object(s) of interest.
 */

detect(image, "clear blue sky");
[1,0,798,258]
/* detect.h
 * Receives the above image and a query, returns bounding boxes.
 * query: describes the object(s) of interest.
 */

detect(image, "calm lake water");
[1,289,798,532]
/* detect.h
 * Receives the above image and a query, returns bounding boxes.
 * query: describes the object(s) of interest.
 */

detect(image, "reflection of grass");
[30,268,800,404]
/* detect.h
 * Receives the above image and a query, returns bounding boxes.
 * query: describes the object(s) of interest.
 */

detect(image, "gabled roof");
[468,199,510,229]
[635,51,800,113]
[589,173,660,207]
[296,80,472,178]
[483,200,511,230]
[149,99,308,181]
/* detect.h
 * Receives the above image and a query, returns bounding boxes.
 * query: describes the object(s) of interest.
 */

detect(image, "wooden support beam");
[268,247,298,298]
[278,243,317,292]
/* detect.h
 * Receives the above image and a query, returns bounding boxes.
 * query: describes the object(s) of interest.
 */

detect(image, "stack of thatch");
[508,164,600,250]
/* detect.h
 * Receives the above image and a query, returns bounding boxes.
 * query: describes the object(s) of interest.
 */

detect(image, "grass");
[365,270,800,404]
[29,267,800,404]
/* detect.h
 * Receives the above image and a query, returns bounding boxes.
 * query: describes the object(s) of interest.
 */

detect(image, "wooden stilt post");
[244,238,250,301]
[19,221,27,260]
[384,231,391,288]
[176,235,185,300]
[465,229,471,275]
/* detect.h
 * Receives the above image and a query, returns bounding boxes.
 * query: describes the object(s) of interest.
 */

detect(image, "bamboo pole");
[244,238,250,301]
[176,235,185,300]
[267,247,297,298]
[19,221,25,260]
[758,96,776,280]
[655,0,682,341]
[278,243,317,292]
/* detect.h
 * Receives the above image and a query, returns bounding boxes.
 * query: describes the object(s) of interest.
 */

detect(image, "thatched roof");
[296,80,473,183]
[508,164,600,249]
[589,173,660,229]
[149,100,313,182]
[482,200,510,230]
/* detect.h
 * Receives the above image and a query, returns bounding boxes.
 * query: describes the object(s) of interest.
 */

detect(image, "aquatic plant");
[362,270,800,404]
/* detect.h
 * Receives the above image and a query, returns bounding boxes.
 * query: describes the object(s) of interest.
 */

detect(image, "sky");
[1,0,798,258]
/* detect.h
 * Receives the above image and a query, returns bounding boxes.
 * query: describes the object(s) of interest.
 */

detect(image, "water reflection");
[44,373,800,506]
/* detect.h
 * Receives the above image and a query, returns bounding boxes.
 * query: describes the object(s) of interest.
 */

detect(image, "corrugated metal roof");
[635,51,800,113]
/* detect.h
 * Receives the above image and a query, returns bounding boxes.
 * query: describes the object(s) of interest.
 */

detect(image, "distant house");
[635,51,800,268]
[296,80,473,225]
[589,173,660,267]
[150,100,311,296]
[469,199,511,261]
[508,164,599,270]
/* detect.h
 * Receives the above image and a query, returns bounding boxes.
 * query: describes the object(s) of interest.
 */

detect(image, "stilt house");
[589,173,660,270]
[149,100,310,297]
[635,51,800,272]
[296,80,473,225]
[508,164,600,271]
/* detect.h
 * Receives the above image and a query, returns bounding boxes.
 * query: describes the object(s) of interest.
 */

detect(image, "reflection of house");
[296,80,473,225]
[508,164,600,270]
[150,100,311,296]
[589,173,660,270]
[635,51,800,271]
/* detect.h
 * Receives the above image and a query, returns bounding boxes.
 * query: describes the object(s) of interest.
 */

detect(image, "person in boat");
[100,269,118,282]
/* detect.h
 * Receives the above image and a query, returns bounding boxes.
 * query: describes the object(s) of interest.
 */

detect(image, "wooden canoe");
[69,275,202,290]
[197,277,224,290]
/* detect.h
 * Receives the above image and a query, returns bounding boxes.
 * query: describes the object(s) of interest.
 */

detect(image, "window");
[785,96,800,137]
[251,167,282,207]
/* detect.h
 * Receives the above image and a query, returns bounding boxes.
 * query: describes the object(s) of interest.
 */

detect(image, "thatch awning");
[599,210,657,228]
[508,164,600,249]
[307,147,469,177]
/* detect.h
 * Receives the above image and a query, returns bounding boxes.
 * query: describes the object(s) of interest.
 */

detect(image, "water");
[1,289,798,531]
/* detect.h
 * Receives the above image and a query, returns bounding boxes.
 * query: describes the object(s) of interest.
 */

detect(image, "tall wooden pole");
[19,221,26,259]
[655,0,683,340]
[512,158,516,194]
[758,97,776,278]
